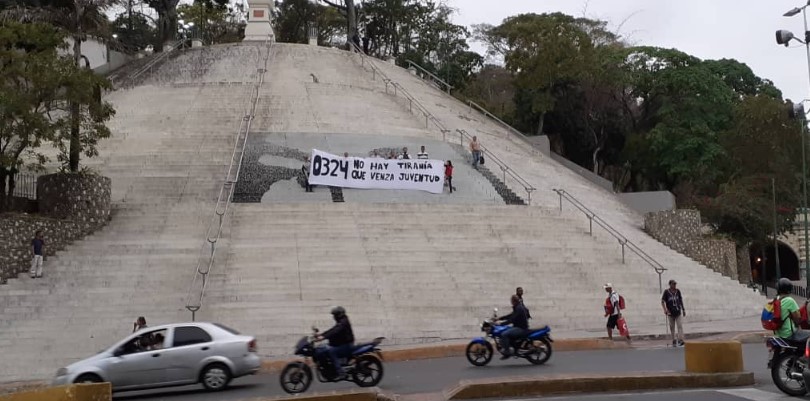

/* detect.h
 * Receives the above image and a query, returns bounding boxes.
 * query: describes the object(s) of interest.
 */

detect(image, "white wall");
[61,37,133,75]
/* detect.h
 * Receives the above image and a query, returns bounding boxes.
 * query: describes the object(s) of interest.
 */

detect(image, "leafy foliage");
[0,22,114,209]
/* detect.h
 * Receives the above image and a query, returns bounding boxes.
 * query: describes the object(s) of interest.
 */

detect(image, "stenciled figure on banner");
[308,149,445,194]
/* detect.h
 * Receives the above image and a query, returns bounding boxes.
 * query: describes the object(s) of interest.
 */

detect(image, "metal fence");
[10,173,37,200]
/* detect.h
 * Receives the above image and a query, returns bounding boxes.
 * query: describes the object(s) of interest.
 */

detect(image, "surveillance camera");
[777,29,795,46]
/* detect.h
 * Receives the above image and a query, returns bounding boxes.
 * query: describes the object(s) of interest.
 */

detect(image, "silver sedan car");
[53,322,261,392]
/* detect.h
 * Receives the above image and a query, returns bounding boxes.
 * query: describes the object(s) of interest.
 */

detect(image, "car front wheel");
[74,373,103,384]
[200,363,231,391]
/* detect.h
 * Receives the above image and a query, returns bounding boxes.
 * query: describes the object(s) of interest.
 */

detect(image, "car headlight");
[56,368,68,377]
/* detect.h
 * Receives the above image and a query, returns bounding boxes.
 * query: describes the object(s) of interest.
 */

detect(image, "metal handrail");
[348,44,535,204]
[183,38,274,320]
[349,43,453,141]
[467,101,523,138]
[405,60,453,94]
[456,129,536,204]
[553,188,667,293]
[127,39,186,83]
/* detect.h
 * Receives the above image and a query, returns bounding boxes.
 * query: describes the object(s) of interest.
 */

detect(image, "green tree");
[274,0,343,45]
[144,0,180,51]
[178,2,245,44]
[2,0,116,172]
[479,13,598,136]
[0,22,114,210]
[111,12,157,51]
[701,96,802,245]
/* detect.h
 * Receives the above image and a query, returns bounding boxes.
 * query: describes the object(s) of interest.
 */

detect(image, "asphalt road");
[506,388,794,401]
[114,343,778,401]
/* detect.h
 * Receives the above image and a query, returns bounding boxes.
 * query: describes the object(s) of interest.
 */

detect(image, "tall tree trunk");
[346,0,356,38]
[0,167,8,212]
[536,112,545,136]
[69,35,82,172]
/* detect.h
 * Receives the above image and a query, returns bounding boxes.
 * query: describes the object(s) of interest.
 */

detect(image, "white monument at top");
[243,0,275,42]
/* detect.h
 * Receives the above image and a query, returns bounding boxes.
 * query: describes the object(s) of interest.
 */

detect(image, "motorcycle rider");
[497,294,530,360]
[314,306,355,380]
[775,278,810,343]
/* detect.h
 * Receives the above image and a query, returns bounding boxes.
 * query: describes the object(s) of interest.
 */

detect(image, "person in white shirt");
[417,145,429,159]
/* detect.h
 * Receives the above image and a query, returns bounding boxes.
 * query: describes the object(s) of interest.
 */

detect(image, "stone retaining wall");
[0,174,111,283]
[645,210,740,281]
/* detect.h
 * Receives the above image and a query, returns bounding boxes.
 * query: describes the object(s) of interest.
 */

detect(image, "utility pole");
[772,178,782,281]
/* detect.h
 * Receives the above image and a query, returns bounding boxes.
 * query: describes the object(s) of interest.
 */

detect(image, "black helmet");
[778,278,793,294]
[331,306,346,318]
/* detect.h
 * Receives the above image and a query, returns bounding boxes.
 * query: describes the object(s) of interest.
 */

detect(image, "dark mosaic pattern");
[449,144,526,205]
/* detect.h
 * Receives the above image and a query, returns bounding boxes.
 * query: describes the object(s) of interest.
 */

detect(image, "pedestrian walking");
[133,316,148,332]
[362,35,370,54]
[604,283,630,342]
[662,279,686,346]
[30,230,45,278]
[469,136,482,168]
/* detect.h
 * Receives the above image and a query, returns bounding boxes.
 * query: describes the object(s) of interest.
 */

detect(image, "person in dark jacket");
[497,295,529,359]
[516,287,532,319]
[315,306,355,379]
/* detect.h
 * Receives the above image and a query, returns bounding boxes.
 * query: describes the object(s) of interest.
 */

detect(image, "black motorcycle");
[279,328,385,394]
[768,336,809,396]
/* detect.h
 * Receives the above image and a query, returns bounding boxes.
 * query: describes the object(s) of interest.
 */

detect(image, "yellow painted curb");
[685,341,744,373]
[261,338,627,372]
[0,383,111,401]
[444,371,755,400]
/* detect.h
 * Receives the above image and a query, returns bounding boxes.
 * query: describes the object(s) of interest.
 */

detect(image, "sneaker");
[677,340,685,346]
[500,353,511,360]
[29,274,36,279]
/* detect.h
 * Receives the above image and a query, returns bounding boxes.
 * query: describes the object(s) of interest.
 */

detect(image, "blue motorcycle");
[466,308,553,366]
[279,328,385,394]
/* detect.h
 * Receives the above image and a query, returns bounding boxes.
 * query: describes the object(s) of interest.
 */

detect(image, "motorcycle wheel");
[465,341,493,366]
[280,362,312,394]
[352,355,384,387]
[771,351,808,396]
[525,337,553,365]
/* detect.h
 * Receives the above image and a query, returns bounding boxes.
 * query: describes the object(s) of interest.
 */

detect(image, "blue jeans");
[472,151,481,167]
[316,344,354,376]
[501,328,528,355]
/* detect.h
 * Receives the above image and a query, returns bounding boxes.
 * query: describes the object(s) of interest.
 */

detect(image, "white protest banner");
[308,149,445,194]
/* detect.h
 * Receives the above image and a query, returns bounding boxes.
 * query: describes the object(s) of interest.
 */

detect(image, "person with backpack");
[765,278,810,342]
[661,279,686,346]
[603,283,630,341]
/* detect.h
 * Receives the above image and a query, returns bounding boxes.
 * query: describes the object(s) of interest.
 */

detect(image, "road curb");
[443,371,755,400]
[249,388,383,401]
[260,338,630,373]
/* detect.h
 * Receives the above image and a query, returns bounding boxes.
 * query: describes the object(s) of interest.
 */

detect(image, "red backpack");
[761,296,783,331]
[604,294,626,315]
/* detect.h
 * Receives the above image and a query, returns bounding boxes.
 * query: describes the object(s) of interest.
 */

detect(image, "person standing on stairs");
[417,145,429,159]
[662,279,686,346]
[30,230,45,279]
[444,160,455,193]
[470,136,482,169]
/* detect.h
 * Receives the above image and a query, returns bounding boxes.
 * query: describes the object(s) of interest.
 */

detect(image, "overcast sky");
[446,0,810,103]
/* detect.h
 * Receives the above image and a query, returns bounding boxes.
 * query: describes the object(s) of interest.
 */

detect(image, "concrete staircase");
[0,42,765,383]
[0,43,266,382]
[200,203,763,358]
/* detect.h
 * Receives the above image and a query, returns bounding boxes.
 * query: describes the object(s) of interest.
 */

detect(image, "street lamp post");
[777,1,810,292]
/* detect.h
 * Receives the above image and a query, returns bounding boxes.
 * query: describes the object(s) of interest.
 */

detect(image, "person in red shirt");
[444,161,455,193]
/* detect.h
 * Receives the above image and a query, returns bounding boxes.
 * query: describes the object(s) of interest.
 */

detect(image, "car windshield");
[213,323,240,335]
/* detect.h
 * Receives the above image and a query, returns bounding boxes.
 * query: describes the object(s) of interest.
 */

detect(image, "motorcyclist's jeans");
[789,330,810,344]
[501,328,529,355]
[316,344,354,375]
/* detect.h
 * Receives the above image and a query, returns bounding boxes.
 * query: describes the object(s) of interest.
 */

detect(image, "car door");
[105,329,171,390]
[162,325,216,383]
